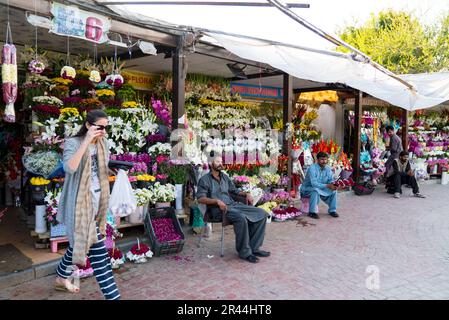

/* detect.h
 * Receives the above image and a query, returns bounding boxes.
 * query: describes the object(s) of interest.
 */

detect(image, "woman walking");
[54,110,120,300]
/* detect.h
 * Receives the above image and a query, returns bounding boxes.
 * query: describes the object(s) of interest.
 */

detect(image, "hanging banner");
[122,70,158,91]
[230,83,283,100]
[50,2,111,43]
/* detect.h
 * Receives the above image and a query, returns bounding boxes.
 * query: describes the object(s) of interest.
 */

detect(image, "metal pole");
[283,73,293,192]
[353,90,363,181]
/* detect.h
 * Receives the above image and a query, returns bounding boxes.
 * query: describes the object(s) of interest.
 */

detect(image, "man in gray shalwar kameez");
[197,157,270,263]
[385,125,403,172]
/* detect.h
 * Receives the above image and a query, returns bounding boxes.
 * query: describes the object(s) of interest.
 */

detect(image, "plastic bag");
[109,169,137,217]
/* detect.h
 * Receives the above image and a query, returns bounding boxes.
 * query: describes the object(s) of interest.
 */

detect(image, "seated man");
[197,156,270,264]
[300,152,339,219]
[386,151,426,199]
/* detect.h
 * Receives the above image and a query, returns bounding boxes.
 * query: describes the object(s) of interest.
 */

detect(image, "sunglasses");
[89,122,109,131]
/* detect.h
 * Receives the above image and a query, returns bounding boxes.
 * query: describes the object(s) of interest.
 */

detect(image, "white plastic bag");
[109,169,137,217]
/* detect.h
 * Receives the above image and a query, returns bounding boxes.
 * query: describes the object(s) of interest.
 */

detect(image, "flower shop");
[3,0,448,281]
[343,95,449,184]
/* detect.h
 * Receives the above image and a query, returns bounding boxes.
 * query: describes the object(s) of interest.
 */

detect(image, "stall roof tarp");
[102,1,449,111]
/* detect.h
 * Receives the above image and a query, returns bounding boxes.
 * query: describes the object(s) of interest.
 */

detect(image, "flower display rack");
[144,207,185,256]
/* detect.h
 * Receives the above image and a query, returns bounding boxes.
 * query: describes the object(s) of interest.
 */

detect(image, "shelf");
[117,222,144,229]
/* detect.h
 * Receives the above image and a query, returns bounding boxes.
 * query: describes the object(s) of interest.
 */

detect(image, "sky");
[296,0,449,36]
[107,0,449,50]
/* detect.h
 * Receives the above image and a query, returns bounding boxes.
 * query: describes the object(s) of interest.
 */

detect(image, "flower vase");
[433,164,438,175]
[291,148,301,159]
[129,206,144,224]
[35,205,47,233]
[175,184,184,215]
[155,202,170,208]
[158,124,169,137]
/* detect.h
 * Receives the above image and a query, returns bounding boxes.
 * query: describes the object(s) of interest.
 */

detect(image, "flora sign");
[50,2,111,43]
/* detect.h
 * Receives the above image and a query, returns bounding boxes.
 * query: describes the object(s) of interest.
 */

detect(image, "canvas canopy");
[100,0,449,110]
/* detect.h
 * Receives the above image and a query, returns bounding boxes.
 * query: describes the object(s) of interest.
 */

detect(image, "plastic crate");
[144,207,185,256]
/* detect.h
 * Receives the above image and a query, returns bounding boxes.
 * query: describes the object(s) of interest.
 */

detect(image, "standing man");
[197,156,270,263]
[300,152,339,219]
[386,151,426,199]
[385,125,403,172]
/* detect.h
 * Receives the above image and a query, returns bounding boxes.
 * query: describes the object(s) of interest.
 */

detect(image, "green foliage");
[167,165,190,184]
[337,10,449,73]
[117,83,136,101]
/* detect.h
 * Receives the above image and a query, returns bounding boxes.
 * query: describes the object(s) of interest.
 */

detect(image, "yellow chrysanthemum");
[96,89,115,97]
[60,108,80,116]
[52,77,73,86]
[122,101,139,108]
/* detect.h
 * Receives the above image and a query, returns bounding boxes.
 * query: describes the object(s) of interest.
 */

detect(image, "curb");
[0,235,150,290]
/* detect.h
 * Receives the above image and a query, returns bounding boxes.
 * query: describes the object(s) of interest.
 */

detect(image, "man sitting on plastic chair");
[196,156,270,263]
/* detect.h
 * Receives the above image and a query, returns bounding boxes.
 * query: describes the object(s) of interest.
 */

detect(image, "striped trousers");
[56,227,120,300]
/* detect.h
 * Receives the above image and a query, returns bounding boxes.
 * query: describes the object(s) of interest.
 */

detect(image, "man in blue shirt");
[300,152,339,219]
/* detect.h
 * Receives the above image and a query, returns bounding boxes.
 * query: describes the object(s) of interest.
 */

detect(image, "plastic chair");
[197,194,247,257]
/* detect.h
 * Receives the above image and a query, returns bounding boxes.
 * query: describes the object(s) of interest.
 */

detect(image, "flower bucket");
[157,124,169,137]
[155,202,171,208]
[340,169,353,180]
[299,197,318,214]
[442,172,449,185]
[35,205,47,233]
[291,148,301,159]
[115,216,121,227]
[175,184,183,211]
[129,206,144,224]
[50,222,67,238]
[30,184,49,204]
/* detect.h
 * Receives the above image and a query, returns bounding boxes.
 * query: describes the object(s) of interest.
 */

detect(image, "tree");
[337,10,449,74]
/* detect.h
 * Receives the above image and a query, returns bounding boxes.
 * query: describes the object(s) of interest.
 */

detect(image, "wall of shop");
[314,103,337,141]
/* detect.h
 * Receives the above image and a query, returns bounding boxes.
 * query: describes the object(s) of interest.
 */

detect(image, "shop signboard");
[50,2,111,43]
[230,83,283,100]
[122,70,158,91]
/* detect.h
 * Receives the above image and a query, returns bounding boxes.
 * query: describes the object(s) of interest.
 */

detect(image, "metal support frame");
[401,109,409,152]
[283,73,293,192]
[172,34,186,132]
[353,90,363,181]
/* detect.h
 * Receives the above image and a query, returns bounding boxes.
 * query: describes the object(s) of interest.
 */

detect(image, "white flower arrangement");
[134,188,152,206]
[89,70,101,83]
[148,182,176,204]
[148,142,172,157]
[61,66,76,79]
[32,95,63,107]
[23,151,61,178]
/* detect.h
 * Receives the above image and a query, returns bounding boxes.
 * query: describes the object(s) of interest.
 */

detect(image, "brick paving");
[2,182,449,300]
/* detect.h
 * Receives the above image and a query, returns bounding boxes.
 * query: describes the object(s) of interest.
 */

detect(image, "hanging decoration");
[2,8,17,123]
[61,36,76,80]
[28,3,45,75]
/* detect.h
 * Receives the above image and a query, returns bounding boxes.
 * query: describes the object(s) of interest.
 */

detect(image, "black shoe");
[308,212,319,219]
[243,255,259,263]
[253,250,271,258]
[329,212,339,218]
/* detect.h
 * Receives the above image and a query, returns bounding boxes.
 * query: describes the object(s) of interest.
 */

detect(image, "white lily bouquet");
[148,142,172,157]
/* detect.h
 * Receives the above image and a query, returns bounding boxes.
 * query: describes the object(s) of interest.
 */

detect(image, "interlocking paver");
[2,183,449,299]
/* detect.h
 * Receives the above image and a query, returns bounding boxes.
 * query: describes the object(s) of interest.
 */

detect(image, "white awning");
[101,1,449,110]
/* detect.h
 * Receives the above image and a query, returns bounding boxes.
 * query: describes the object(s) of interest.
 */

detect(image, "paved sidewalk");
[1,183,449,300]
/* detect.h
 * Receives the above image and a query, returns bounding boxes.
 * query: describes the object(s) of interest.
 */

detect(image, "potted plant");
[167,164,190,213]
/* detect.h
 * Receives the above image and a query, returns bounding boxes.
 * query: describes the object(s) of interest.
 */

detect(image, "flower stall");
[408,110,449,178]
